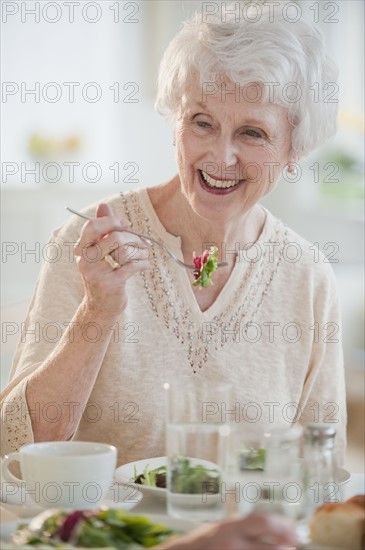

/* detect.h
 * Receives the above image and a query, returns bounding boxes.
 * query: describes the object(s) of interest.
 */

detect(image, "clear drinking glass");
[225,423,304,519]
[302,424,339,516]
[165,381,232,521]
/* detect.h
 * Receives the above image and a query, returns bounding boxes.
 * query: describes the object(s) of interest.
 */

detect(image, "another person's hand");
[157,513,299,550]
[74,203,150,318]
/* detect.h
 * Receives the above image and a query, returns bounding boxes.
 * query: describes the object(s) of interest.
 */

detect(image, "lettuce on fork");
[192,246,219,289]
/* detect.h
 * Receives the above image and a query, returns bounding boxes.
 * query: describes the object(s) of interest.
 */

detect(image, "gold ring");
[104,254,120,270]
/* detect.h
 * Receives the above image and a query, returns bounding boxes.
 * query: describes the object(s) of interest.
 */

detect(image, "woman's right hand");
[157,513,299,550]
[74,203,150,319]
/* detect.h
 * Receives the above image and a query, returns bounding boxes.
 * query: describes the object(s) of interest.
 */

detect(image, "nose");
[212,134,239,175]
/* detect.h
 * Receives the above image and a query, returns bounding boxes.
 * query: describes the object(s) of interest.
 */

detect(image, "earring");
[287,163,298,177]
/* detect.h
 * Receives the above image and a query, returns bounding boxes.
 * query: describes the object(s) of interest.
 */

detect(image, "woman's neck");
[147,176,266,264]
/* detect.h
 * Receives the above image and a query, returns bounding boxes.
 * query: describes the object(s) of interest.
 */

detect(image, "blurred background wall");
[1,0,364,468]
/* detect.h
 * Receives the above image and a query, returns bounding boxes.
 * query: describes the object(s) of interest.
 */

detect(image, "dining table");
[132,471,365,513]
[120,471,365,550]
[1,471,364,548]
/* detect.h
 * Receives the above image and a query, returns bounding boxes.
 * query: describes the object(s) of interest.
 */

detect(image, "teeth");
[201,170,241,189]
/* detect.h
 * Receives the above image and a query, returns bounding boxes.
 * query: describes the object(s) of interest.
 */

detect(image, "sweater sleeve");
[298,262,347,467]
[0,220,85,457]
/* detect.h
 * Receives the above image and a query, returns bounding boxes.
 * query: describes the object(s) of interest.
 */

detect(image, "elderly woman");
[1,2,346,475]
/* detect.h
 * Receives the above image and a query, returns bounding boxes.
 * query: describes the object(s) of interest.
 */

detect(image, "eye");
[243,128,265,139]
[196,120,213,129]
[191,114,215,133]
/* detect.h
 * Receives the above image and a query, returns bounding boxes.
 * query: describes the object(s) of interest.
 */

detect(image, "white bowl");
[115,457,167,500]
[115,456,222,502]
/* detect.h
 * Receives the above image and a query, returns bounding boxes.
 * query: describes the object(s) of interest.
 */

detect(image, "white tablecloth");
[343,472,365,499]
[133,473,365,516]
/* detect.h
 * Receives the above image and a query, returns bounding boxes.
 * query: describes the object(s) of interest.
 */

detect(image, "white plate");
[336,467,351,484]
[0,505,19,541]
[10,509,198,549]
[0,481,142,518]
[103,482,143,510]
[144,513,200,532]
[115,456,167,500]
[0,482,43,518]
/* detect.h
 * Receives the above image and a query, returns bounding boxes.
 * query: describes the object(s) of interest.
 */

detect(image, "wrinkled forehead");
[179,76,290,124]
[183,75,266,102]
[181,73,292,105]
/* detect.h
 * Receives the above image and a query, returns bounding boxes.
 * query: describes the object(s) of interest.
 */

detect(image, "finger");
[76,203,128,246]
[123,258,150,273]
[94,232,149,262]
[96,203,130,231]
[115,244,149,265]
[101,231,149,251]
[77,250,150,277]
[104,258,150,276]
[76,242,148,272]
[75,219,122,255]
[239,514,299,546]
[75,221,133,257]
[102,254,120,270]
[76,248,118,275]
[95,202,126,224]
[103,243,149,267]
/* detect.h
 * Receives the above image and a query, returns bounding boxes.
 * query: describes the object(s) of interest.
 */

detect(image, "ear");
[286,151,300,171]
[288,150,300,164]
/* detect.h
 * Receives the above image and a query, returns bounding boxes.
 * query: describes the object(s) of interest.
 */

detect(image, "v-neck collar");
[138,188,272,319]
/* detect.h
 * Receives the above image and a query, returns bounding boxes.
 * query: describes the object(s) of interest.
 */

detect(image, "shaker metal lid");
[304,423,336,442]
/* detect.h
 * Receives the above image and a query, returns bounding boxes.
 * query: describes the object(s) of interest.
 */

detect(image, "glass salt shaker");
[302,424,339,517]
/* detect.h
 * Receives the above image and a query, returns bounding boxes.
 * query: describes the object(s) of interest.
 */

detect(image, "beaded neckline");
[120,190,288,372]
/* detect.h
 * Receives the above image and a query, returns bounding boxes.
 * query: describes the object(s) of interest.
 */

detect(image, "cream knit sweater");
[1,189,346,466]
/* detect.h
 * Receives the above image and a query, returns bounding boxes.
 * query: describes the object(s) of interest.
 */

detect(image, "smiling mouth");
[199,169,242,189]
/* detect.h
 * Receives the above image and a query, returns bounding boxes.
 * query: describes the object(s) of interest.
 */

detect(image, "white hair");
[155,1,339,158]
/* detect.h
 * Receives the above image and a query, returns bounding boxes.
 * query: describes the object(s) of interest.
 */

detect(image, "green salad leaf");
[132,464,167,488]
[13,509,177,549]
[170,456,221,495]
[239,448,266,470]
[192,246,219,289]
[132,457,221,495]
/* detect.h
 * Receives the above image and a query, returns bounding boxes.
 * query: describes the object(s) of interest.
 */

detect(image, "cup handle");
[2,452,22,483]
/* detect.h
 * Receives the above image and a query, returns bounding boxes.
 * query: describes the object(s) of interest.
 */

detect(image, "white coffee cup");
[2,441,117,509]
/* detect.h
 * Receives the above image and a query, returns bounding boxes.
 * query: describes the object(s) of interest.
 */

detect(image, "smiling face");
[174,78,295,223]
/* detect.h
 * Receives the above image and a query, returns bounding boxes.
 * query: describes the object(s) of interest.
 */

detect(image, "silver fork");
[66,207,228,270]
